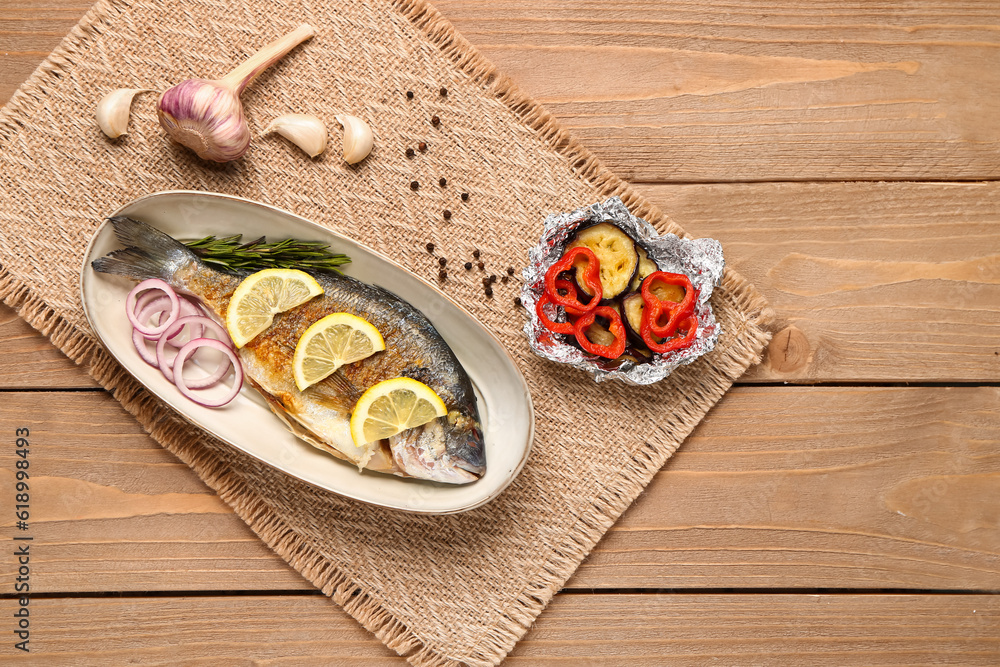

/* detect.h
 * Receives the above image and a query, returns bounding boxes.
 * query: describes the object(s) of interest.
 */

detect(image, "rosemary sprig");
[183,234,351,274]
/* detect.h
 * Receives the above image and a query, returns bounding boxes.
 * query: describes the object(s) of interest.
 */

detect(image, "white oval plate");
[80,191,534,515]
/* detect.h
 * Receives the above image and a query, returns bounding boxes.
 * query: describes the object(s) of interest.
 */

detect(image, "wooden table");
[3,1,998,663]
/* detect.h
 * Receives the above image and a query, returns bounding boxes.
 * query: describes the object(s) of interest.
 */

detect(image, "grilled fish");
[92,216,485,484]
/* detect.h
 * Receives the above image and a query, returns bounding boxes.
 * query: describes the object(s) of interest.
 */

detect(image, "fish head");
[389,409,485,484]
[444,408,486,477]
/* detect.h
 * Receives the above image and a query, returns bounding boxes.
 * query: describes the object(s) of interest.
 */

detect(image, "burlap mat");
[0,1,771,664]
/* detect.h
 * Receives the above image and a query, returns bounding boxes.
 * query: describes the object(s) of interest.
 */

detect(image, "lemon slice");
[226,269,324,347]
[349,377,448,446]
[292,313,385,391]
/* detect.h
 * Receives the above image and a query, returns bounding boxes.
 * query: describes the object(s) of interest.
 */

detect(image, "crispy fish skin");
[92,216,486,484]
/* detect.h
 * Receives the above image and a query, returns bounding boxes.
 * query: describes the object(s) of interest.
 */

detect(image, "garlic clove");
[335,114,374,164]
[97,88,153,139]
[263,114,328,158]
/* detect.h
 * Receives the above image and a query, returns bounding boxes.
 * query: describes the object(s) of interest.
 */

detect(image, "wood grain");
[2,388,996,593]
[0,306,97,388]
[3,1,1000,182]
[636,181,1000,382]
[0,1,84,102]
[1,2,997,663]
[574,385,1000,590]
[1,180,995,387]
[4,594,996,665]
[434,0,1000,182]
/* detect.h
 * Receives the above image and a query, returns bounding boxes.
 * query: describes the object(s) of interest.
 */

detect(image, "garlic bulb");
[96,89,153,139]
[157,24,315,162]
[336,114,374,164]
[264,114,328,157]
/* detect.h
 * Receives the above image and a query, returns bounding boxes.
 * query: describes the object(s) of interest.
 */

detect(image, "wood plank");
[2,387,996,593]
[3,1,1000,182]
[0,391,310,592]
[4,594,997,664]
[572,385,1000,590]
[1,180,996,386]
[435,0,1000,182]
[636,181,1000,382]
[0,2,84,104]
[0,305,97,388]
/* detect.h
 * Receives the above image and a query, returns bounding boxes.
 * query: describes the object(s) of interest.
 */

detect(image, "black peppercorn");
[443,210,452,220]
[488,274,497,284]
[477,261,484,270]
[472,249,480,259]
[431,115,440,126]
[439,177,447,187]
[464,262,472,270]
[438,257,446,267]
[482,277,490,286]
[440,87,448,97]
[501,276,509,284]
[410,180,419,191]
[425,242,435,253]
[405,148,415,158]
[438,269,447,281]
[461,192,469,202]
[406,90,414,99]
[514,297,522,307]
[506,267,515,276]
[484,286,493,297]
[418,141,427,152]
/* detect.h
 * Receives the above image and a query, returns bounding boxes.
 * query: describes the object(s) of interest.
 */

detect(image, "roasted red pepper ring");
[544,247,601,312]
[535,292,576,334]
[640,271,697,338]
[536,278,590,335]
[573,306,627,359]
[552,278,589,316]
[642,314,698,355]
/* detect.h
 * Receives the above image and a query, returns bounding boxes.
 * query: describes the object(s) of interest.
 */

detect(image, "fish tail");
[90,216,198,281]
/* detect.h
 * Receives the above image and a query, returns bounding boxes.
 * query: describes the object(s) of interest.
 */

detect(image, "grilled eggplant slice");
[620,292,664,346]
[620,291,646,343]
[587,304,620,346]
[566,222,638,300]
[583,321,618,348]
[630,244,659,291]
[622,281,684,347]
[558,271,596,309]
[643,273,686,304]
[629,345,653,361]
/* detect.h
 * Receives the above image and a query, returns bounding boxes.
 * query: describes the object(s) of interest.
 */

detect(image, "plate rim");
[79,189,534,515]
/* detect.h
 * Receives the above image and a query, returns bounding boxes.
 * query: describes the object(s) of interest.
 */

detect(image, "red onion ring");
[131,297,177,365]
[131,328,159,366]
[173,338,243,407]
[138,295,172,319]
[156,315,230,385]
[132,294,210,354]
[134,289,165,314]
[126,284,242,408]
[139,295,204,342]
[126,280,179,336]
[163,298,205,345]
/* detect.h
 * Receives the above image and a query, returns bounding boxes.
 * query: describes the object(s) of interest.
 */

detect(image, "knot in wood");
[767,326,810,373]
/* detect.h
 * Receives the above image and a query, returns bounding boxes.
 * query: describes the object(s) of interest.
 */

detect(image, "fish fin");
[254,384,352,460]
[250,379,396,473]
[311,370,361,408]
[91,216,197,281]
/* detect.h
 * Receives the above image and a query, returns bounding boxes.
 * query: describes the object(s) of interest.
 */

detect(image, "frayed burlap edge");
[0,1,773,665]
